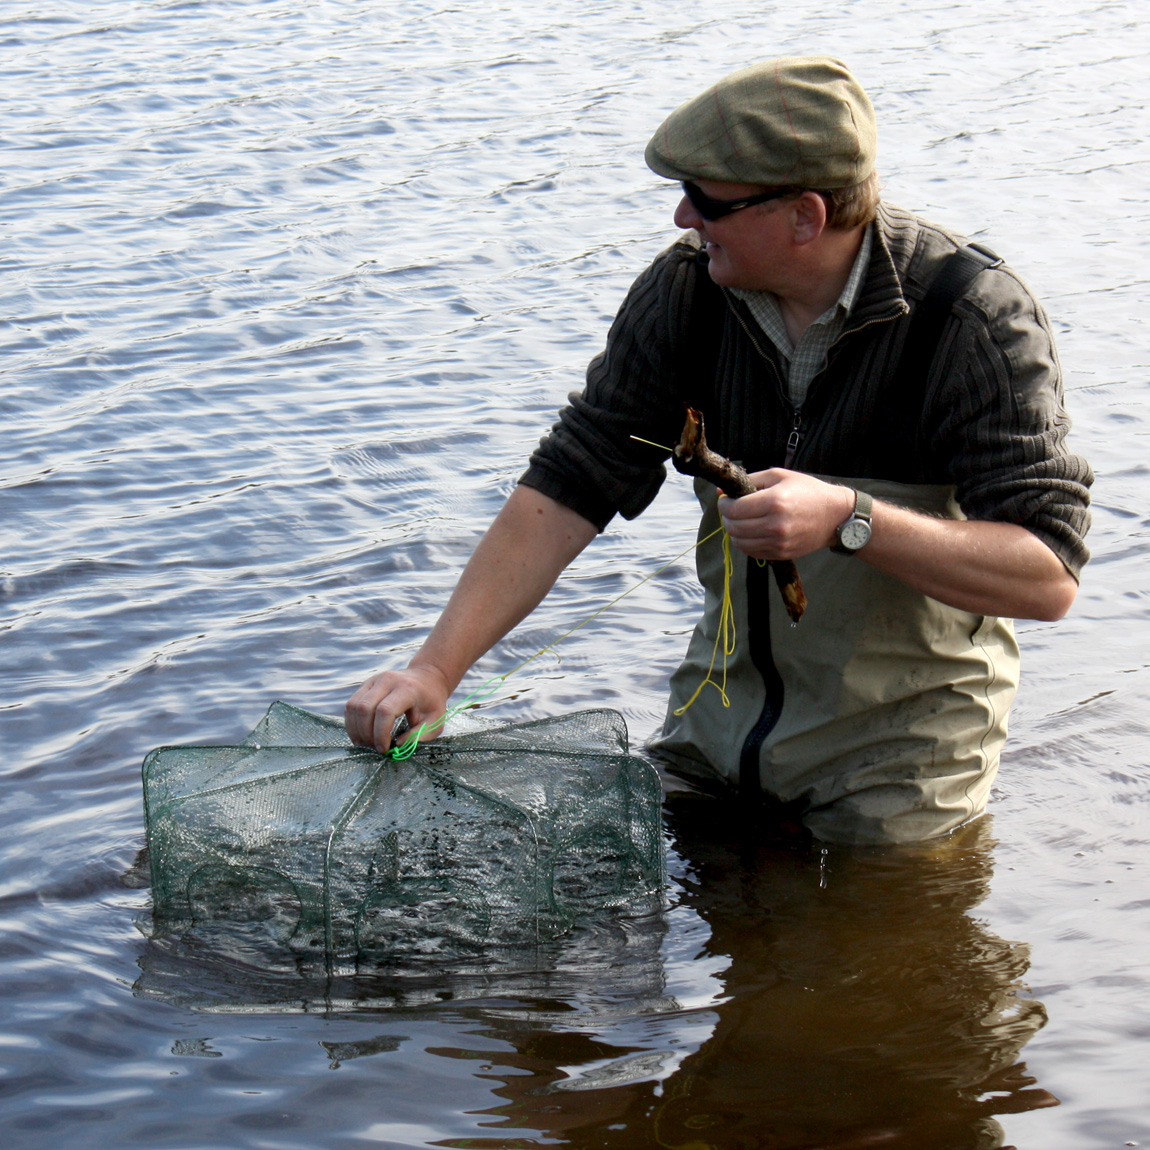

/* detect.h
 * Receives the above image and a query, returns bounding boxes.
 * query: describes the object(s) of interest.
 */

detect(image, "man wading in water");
[346,57,1092,844]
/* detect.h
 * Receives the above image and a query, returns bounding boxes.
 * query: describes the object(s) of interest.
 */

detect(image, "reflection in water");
[441,805,1057,1149]
[133,892,675,1015]
[134,805,1057,1147]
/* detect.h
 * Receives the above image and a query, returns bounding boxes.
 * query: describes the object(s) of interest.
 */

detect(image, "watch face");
[840,518,872,550]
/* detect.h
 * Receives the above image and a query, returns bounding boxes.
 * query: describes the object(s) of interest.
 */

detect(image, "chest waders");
[650,244,1019,845]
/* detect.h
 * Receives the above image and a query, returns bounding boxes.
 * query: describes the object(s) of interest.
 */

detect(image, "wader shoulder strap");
[678,251,727,409]
[886,241,1003,413]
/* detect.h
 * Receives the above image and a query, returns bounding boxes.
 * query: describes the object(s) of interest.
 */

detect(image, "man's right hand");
[345,663,452,753]
[342,487,599,755]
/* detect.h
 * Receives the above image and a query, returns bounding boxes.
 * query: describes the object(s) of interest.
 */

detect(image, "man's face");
[673,179,792,292]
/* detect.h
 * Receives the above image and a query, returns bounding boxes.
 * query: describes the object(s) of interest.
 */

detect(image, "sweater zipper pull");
[784,408,803,468]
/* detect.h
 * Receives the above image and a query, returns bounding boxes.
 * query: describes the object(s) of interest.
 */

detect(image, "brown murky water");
[2,1,1147,1146]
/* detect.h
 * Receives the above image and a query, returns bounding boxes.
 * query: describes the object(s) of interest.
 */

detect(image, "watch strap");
[831,488,873,554]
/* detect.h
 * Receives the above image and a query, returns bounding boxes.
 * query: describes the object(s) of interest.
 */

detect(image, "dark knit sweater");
[521,202,1092,576]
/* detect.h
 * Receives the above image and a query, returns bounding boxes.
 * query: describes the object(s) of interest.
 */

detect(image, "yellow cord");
[388,524,727,759]
[673,530,736,715]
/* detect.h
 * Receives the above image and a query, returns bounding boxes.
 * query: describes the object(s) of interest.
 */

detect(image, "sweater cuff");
[517,466,615,533]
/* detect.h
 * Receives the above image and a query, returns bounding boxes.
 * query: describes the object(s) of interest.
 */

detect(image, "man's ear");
[790,191,828,245]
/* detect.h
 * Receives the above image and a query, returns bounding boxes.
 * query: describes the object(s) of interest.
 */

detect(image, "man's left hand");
[718,469,854,561]
[719,467,1078,621]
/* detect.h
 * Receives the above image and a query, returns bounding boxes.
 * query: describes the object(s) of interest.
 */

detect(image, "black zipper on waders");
[711,289,800,806]
[735,405,802,805]
[737,558,785,803]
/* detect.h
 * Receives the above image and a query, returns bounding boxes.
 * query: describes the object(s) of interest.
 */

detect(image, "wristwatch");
[832,488,873,555]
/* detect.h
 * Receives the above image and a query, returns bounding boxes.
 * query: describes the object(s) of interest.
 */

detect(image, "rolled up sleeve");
[519,242,699,529]
[927,266,1093,578]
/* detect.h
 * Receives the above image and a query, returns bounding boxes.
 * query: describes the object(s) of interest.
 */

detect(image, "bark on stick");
[671,406,808,624]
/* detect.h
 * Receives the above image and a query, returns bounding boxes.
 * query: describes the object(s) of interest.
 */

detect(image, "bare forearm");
[859,501,1078,621]
[720,469,1079,622]
[346,485,598,750]
[411,485,599,691]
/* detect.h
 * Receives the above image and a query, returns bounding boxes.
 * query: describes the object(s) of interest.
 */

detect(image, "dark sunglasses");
[682,180,793,221]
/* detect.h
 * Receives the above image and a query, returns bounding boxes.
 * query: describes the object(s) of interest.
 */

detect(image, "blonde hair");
[822,172,881,229]
[768,172,881,230]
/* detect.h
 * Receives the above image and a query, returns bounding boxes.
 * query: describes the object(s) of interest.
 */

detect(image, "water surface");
[3,0,1149,1146]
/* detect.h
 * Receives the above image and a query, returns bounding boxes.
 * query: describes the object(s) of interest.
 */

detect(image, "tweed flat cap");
[645,57,876,189]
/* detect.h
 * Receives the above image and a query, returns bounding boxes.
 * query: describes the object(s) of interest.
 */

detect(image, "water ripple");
[2,0,1150,1147]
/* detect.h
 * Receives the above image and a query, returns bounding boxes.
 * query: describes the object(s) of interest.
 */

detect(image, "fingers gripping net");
[143,703,666,971]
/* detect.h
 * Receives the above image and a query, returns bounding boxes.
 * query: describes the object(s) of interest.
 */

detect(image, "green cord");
[386,525,725,760]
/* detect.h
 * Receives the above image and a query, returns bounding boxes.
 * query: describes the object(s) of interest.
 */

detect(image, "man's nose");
[674,194,704,231]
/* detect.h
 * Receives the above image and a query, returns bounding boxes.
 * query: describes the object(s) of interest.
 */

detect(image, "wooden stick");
[671,406,808,624]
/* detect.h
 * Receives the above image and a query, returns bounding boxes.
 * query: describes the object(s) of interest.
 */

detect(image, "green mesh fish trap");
[143,703,666,973]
